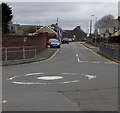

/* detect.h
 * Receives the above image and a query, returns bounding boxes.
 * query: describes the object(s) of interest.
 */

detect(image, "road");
[2,42,118,111]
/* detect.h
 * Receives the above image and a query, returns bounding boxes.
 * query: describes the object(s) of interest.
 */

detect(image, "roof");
[36,26,57,35]
[113,30,120,36]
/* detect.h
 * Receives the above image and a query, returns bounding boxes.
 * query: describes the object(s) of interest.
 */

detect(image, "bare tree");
[24,26,36,35]
[95,15,114,28]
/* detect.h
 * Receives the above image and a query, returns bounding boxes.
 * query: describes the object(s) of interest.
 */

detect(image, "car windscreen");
[49,39,59,42]
[62,38,68,40]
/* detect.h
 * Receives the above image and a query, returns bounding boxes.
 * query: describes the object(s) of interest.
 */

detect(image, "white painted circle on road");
[37,76,63,80]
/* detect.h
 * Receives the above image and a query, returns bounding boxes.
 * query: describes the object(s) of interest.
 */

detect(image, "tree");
[24,26,37,35]
[118,16,120,21]
[1,3,13,34]
[95,15,114,28]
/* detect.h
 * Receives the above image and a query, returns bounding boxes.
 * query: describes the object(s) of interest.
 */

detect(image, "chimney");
[76,26,81,29]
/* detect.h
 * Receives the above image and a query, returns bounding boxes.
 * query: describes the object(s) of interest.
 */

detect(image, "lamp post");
[89,20,92,35]
[57,18,61,43]
[91,15,98,46]
[57,18,59,39]
[91,15,97,24]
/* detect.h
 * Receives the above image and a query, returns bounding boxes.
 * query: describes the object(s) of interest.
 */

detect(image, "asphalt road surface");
[2,42,118,111]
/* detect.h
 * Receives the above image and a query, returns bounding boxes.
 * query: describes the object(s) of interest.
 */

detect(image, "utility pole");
[57,18,61,43]
[90,20,92,35]
[91,15,98,46]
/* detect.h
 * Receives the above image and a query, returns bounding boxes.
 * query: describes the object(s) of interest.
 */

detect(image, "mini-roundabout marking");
[37,76,63,80]
[7,72,96,85]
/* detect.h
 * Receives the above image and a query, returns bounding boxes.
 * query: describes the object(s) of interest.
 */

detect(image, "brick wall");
[2,33,48,53]
[2,33,48,60]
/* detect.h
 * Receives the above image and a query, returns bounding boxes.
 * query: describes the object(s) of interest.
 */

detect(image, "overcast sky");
[7,2,119,33]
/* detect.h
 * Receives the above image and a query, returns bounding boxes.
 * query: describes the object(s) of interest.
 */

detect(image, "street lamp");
[57,18,61,43]
[89,20,92,35]
[91,15,98,46]
[91,15,97,24]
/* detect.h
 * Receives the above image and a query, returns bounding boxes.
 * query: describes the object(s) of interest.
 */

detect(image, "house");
[65,26,87,41]
[65,30,73,38]
[97,19,120,37]
[35,26,58,39]
[8,22,24,35]
[113,29,120,36]
[8,22,41,36]
[50,24,66,40]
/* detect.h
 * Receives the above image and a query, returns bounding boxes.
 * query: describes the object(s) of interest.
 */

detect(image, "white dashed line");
[62,81,71,84]
[71,80,79,83]
[76,54,79,57]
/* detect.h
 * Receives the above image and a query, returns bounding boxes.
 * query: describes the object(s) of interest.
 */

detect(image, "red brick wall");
[2,33,48,60]
[2,33,47,53]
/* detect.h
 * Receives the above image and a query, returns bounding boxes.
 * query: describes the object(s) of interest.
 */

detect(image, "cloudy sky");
[6,2,119,33]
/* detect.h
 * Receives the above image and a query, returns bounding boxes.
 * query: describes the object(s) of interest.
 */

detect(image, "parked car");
[68,38,72,42]
[61,38,69,44]
[47,38,55,45]
[48,39,60,48]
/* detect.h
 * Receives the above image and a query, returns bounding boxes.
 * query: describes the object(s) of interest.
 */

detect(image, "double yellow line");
[80,44,118,64]
[15,49,59,66]
[3,100,7,104]
[39,49,59,62]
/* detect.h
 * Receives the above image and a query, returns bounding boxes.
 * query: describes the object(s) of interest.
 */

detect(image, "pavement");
[82,42,120,64]
[81,43,99,51]
[2,48,57,66]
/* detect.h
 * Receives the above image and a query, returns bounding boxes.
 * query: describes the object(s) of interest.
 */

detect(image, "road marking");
[26,73,43,76]
[7,75,23,80]
[8,72,96,85]
[91,61,100,64]
[80,44,117,65]
[71,80,79,83]
[61,73,79,75]
[12,81,45,85]
[38,49,59,62]
[76,54,79,57]
[77,58,83,62]
[62,81,71,84]
[3,100,7,103]
[37,76,63,80]
[7,73,44,81]
[85,74,96,80]
[15,49,59,66]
